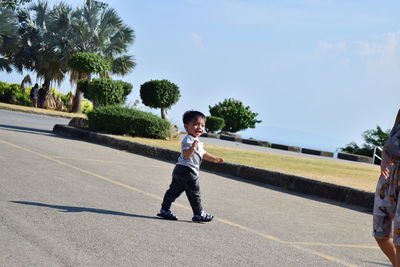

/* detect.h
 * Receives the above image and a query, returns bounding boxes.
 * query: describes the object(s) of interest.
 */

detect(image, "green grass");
[115,136,380,192]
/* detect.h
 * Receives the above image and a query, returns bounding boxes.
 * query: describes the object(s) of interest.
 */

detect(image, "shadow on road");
[362,260,391,266]
[0,124,54,135]
[10,201,192,223]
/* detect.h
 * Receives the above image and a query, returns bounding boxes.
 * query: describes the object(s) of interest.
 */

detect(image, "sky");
[1,0,400,152]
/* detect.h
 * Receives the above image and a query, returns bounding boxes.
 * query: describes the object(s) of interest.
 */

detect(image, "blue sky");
[1,0,400,151]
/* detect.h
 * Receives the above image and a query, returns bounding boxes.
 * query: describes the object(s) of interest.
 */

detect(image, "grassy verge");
[116,136,380,192]
[0,102,86,119]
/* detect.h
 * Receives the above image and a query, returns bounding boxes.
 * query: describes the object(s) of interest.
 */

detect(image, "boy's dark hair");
[183,110,206,124]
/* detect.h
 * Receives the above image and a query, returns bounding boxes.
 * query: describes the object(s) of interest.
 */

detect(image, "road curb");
[53,124,374,210]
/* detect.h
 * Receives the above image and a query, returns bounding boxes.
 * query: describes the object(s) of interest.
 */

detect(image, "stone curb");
[337,152,373,164]
[53,124,374,210]
[301,148,334,158]
[271,143,301,153]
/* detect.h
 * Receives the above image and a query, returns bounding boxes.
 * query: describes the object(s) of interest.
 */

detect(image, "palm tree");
[0,6,19,73]
[68,0,136,113]
[0,0,32,10]
[9,0,135,113]
[14,1,73,91]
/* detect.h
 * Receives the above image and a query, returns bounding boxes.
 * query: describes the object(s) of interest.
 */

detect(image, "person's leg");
[160,168,185,212]
[184,172,202,215]
[375,238,396,265]
[373,173,396,265]
[392,176,400,266]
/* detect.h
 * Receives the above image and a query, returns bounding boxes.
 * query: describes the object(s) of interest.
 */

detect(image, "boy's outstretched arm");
[203,152,224,163]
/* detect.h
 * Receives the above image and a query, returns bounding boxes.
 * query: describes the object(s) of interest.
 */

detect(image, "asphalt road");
[0,110,388,266]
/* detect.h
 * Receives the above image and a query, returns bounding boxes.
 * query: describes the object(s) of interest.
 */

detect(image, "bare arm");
[182,140,198,159]
[203,152,224,163]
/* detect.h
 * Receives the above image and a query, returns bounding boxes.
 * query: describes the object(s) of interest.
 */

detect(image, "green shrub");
[0,82,30,106]
[206,116,225,133]
[120,81,133,96]
[16,91,30,106]
[81,99,93,114]
[60,92,73,107]
[87,105,171,139]
[209,98,261,133]
[80,78,131,107]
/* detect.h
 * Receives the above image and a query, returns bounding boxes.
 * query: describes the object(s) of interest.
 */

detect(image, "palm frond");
[20,74,31,93]
[111,55,136,76]
[0,57,13,72]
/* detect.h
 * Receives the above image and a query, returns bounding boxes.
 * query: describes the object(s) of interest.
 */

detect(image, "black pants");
[161,165,202,215]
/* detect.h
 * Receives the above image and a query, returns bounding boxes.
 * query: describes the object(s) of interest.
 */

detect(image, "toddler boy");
[157,110,224,222]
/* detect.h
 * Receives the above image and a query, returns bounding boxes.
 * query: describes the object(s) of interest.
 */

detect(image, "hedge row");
[87,105,171,139]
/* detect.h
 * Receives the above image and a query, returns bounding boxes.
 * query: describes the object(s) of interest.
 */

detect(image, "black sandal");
[157,210,178,220]
[192,212,213,222]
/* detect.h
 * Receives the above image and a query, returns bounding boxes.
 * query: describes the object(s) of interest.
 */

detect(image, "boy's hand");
[191,140,199,149]
[215,157,224,163]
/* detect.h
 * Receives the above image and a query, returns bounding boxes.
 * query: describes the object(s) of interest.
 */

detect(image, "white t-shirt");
[176,135,206,175]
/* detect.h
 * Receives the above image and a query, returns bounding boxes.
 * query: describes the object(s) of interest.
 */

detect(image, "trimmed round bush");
[78,78,132,107]
[140,79,180,109]
[206,116,225,133]
[87,105,171,139]
[140,79,180,120]
[68,52,111,74]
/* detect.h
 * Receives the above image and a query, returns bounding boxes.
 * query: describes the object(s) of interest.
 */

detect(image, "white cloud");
[356,32,400,66]
[317,33,400,67]
[191,32,205,49]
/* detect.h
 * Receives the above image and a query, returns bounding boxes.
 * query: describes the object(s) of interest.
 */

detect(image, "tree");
[205,116,225,133]
[341,125,390,157]
[13,0,135,113]
[0,0,32,9]
[13,1,74,91]
[68,52,111,111]
[0,6,19,73]
[209,98,261,133]
[68,0,136,112]
[2,0,135,112]
[140,79,180,120]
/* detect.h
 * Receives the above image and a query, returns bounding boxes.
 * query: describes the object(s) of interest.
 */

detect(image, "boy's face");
[184,116,205,138]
